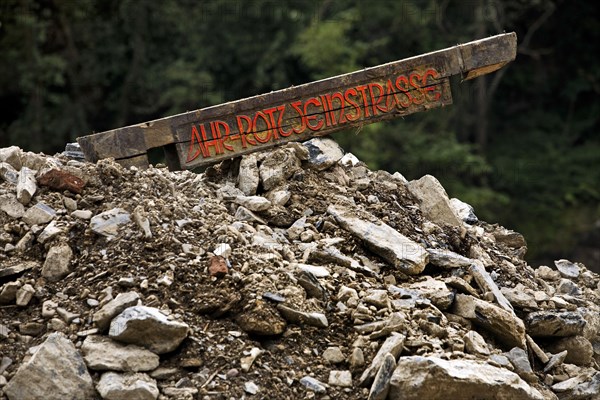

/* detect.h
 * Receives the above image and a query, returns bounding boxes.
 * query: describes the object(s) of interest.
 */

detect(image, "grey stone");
[452,294,526,349]
[388,356,544,400]
[277,304,328,328]
[426,248,473,268]
[16,167,37,205]
[235,206,266,224]
[492,227,527,249]
[41,244,73,281]
[470,260,515,314]
[554,259,580,279]
[237,153,260,195]
[546,336,594,366]
[234,195,271,212]
[323,347,345,364]
[15,284,35,307]
[340,152,360,167]
[297,270,326,300]
[0,281,21,304]
[287,216,306,240]
[536,265,561,281]
[259,148,300,190]
[97,372,159,400]
[42,300,58,318]
[56,307,80,323]
[552,371,600,400]
[0,194,25,218]
[0,162,18,184]
[328,370,352,387]
[556,279,581,296]
[350,347,365,368]
[72,209,93,219]
[368,353,396,400]
[22,202,56,226]
[90,208,131,238]
[501,285,537,309]
[265,189,291,206]
[407,175,462,227]
[449,198,478,224]
[544,350,568,373]
[37,220,63,243]
[464,330,490,355]
[408,277,454,310]
[93,291,140,330]
[363,289,389,309]
[82,335,160,372]
[506,347,536,383]
[525,311,586,337]
[328,205,428,275]
[304,138,344,170]
[244,381,259,395]
[0,261,36,280]
[4,333,95,400]
[299,376,327,393]
[359,333,405,387]
[109,306,189,354]
[293,263,330,277]
[0,146,22,170]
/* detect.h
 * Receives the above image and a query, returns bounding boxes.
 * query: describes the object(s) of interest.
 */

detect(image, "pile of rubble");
[1,139,599,400]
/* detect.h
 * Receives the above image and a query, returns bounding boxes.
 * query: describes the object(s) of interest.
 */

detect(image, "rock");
[304,138,344,170]
[0,146,22,170]
[536,265,561,281]
[297,270,327,300]
[56,307,80,323]
[526,334,550,364]
[16,167,37,205]
[359,333,405,387]
[546,336,594,366]
[22,202,56,226]
[0,194,24,218]
[525,311,586,337]
[470,261,515,314]
[41,244,73,281]
[18,322,44,336]
[493,227,527,249]
[328,370,353,387]
[235,206,266,224]
[0,281,21,304]
[41,299,58,318]
[259,148,300,190]
[363,289,389,309]
[240,347,263,372]
[293,263,330,277]
[554,259,580,279]
[236,301,287,336]
[0,162,19,184]
[277,304,328,328]
[328,205,428,275]
[72,209,93,219]
[556,279,581,296]
[552,372,600,400]
[299,376,327,393]
[426,248,473,268]
[234,195,271,212]
[0,261,36,280]
[4,333,95,400]
[37,220,63,243]
[544,350,568,373]
[90,208,131,238]
[323,347,345,364]
[209,255,229,278]
[93,291,140,331]
[407,175,462,227]
[501,285,537,309]
[350,347,365,369]
[109,306,189,354]
[449,198,478,224]
[0,357,13,375]
[388,356,544,400]
[37,169,85,194]
[505,347,536,383]
[408,277,454,310]
[368,353,396,400]
[244,381,259,395]
[340,152,360,167]
[464,330,490,355]
[97,372,159,400]
[452,294,526,349]
[265,189,291,206]
[238,154,260,195]
[81,335,160,372]
[287,216,306,240]
[15,284,35,307]
[132,206,152,239]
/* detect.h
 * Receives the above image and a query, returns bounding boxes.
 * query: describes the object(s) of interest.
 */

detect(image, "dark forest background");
[0,0,598,268]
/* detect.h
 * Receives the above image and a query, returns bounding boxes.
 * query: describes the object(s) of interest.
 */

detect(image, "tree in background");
[0,0,598,267]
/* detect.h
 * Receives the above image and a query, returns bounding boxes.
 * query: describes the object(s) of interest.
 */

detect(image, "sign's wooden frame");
[77,33,517,170]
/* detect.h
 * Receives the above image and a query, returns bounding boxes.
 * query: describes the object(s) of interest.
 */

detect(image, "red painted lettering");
[290,101,307,134]
[304,98,324,131]
[355,85,370,117]
[344,88,361,121]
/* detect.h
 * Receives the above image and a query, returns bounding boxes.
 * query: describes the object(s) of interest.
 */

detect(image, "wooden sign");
[77,33,517,170]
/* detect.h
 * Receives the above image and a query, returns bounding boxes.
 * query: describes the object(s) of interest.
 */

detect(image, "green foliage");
[0,0,598,264]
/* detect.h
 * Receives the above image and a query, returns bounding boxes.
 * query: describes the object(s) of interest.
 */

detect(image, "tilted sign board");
[77,33,517,170]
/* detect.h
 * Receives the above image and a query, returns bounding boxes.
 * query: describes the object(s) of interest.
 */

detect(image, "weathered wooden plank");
[77,32,516,170]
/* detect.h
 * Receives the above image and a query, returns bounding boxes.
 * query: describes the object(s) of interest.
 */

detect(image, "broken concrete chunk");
[328,205,428,275]
[304,138,344,171]
[4,333,95,400]
[388,356,544,400]
[407,175,462,227]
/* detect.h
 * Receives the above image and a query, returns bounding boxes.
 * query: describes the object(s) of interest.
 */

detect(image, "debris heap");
[0,139,599,400]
